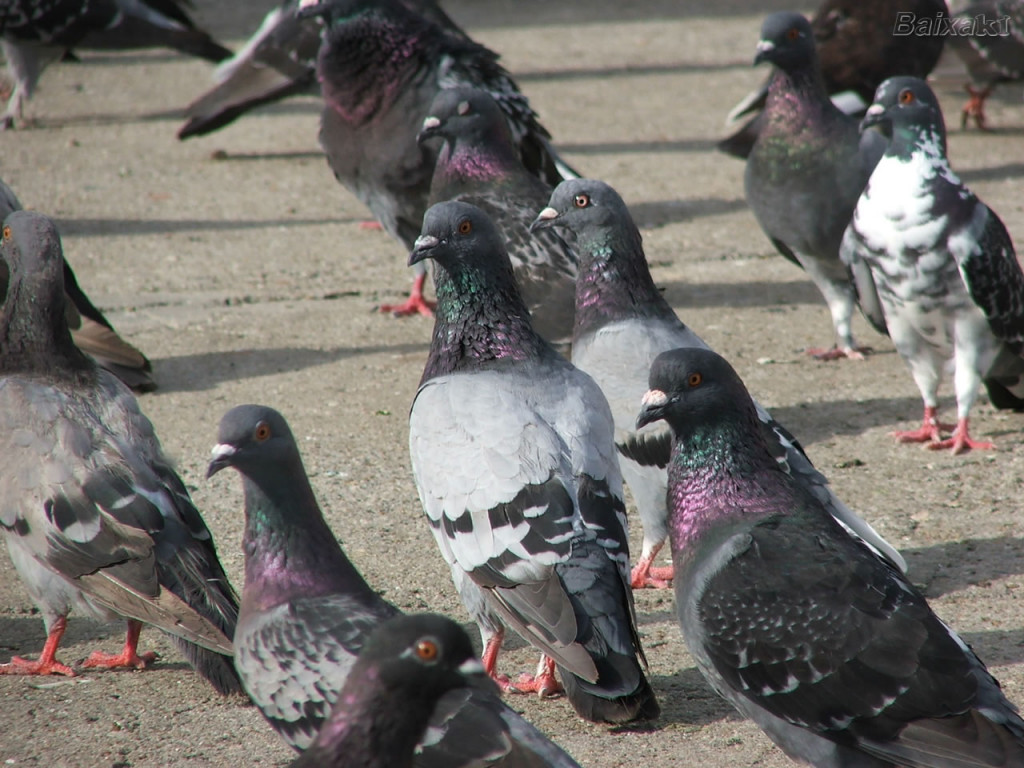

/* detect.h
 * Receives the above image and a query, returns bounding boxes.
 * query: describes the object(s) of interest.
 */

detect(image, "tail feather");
[561,667,660,724]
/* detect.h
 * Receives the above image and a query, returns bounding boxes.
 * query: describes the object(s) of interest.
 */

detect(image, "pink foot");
[806,346,870,361]
[926,419,995,455]
[358,220,384,231]
[961,84,993,131]
[0,616,74,676]
[891,406,955,444]
[513,657,562,698]
[630,545,673,589]
[380,273,435,317]
[80,622,157,670]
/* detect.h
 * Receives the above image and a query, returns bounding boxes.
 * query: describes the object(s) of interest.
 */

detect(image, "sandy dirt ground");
[2,1,1024,766]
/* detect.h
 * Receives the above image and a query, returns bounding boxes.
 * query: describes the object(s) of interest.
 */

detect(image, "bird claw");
[630,563,674,590]
[926,432,995,455]
[806,346,870,361]
[80,649,158,670]
[513,671,563,698]
[961,85,993,131]
[0,655,76,677]
[357,219,384,231]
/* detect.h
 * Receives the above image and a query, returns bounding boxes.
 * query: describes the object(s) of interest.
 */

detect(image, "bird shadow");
[152,342,429,393]
[958,162,1024,184]
[647,667,740,727]
[556,138,720,156]
[903,536,1024,599]
[516,59,749,83]
[660,278,822,309]
[629,198,748,228]
[206,149,325,163]
[767,396,928,444]
[55,216,340,237]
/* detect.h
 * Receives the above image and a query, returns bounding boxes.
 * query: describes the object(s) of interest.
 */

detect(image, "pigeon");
[408,201,659,724]
[287,614,497,768]
[420,86,577,343]
[178,0,466,140]
[0,178,155,392]
[0,210,240,694]
[948,0,1024,130]
[720,0,947,159]
[744,11,888,360]
[636,345,1024,768]
[207,403,583,767]
[304,0,578,317]
[0,0,232,128]
[840,76,1024,454]
[531,178,906,589]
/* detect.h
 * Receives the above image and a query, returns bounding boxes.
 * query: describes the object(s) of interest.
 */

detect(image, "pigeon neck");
[433,137,519,187]
[573,225,677,338]
[0,277,92,377]
[420,263,548,383]
[762,63,833,128]
[887,123,949,165]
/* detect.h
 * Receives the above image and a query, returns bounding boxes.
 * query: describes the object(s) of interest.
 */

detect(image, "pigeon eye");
[254,422,272,442]
[899,89,915,105]
[457,219,472,235]
[2,226,9,240]
[415,639,439,662]
[573,194,590,209]
[787,27,800,40]
[687,372,703,387]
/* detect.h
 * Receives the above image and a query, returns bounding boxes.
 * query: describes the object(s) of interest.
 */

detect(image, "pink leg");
[961,84,994,131]
[358,220,384,231]
[926,418,995,455]
[80,621,158,671]
[514,655,563,698]
[891,406,956,444]
[630,544,674,589]
[481,628,516,692]
[379,272,436,317]
[0,616,75,676]
[806,345,871,361]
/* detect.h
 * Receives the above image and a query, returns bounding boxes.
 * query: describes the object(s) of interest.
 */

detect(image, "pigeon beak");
[859,103,888,133]
[636,389,669,430]
[457,658,487,678]
[417,115,442,144]
[296,0,327,19]
[409,234,441,266]
[753,40,775,65]
[206,443,237,478]
[529,207,559,233]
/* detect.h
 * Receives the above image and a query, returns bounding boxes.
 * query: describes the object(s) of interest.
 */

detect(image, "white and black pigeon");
[302,0,578,317]
[0,0,232,128]
[178,0,465,140]
[841,76,1024,454]
[419,86,578,344]
[407,201,659,724]
[0,177,155,392]
[207,404,583,767]
[744,11,887,360]
[637,346,1024,768]
[531,178,906,589]
[0,210,240,694]
[948,0,1024,130]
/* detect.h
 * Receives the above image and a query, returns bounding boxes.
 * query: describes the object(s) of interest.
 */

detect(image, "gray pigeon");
[207,403,583,767]
[303,0,578,317]
[948,0,1024,130]
[408,201,659,724]
[420,86,578,343]
[0,211,240,694]
[637,345,1024,768]
[531,178,906,589]
[841,76,1024,454]
[0,0,232,128]
[0,178,155,392]
[744,11,887,360]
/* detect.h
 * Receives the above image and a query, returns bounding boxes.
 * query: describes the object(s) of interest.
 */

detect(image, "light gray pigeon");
[531,178,906,589]
[637,345,1024,768]
[420,86,578,344]
[0,178,155,391]
[302,0,578,317]
[207,404,583,766]
[841,76,1024,454]
[744,11,887,360]
[0,0,231,128]
[0,210,240,694]
[408,201,659,724]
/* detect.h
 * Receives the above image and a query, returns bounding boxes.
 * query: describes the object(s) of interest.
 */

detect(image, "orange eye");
[415,640,439,662]
[787,27,800,40]
[2,226,9,240]
[254,422,272,442]
[687,372,702,387]
[573,194,590,208]
[457,219,472,235]
[899,89,915,105]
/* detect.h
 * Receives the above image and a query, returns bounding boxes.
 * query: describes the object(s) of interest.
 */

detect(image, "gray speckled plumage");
[208,404,583,767]
[745,11,887,359]
[841,76,1024,454]
[421,86,577,343]
[0,210,240,693]
[638,346,1024,768]
[408,202,659,724]
[533,178,905,590]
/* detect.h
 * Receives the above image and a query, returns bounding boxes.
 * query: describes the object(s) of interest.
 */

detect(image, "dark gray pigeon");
[637,345,1024,768]
[531,178,906,589]
[0,211,240,694]
[303,0,578,317]
[0,0,231,128]
[948,0,1024,130]
[744,11,887,360]
[841,76,1024,454]
[0,178,155,391]
[420,86,577,343]
[408,201,659,724]
[207,403,583,767]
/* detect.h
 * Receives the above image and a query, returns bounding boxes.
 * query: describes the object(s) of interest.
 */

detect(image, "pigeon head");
[754,12,816,71]
[531,178,631,236]
[0,211,65,313]
[409,201,510,278]
[207,404,298,479]
[297,0,386,24]
[417,86,512,148]
[636,347,756,436]
[861,76,946,146]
